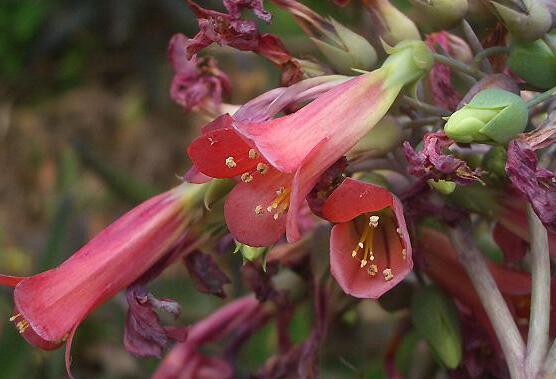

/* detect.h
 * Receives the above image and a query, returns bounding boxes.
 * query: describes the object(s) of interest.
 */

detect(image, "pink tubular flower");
[320,178,413,298]
[0,183,206,361]
[190,69,390,246]
[188,41,432,247]
[152,296,262,379]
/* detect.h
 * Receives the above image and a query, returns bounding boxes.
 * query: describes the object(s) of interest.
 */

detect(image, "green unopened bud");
[349,116,403,158]
[364,0,421,46]
[444,89,528,144]
[508,36,556,89]
[203,179,235,210]
[234,242,267,262]
[410,0,468,31]
[489,0,551,41]
[312,18,378,74]
[411,286,462,369]
[427,179,457,195]
[382,40,434,88]
[482,146,507,180]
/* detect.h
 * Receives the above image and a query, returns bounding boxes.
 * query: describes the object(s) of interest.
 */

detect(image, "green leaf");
[411,286,462,369]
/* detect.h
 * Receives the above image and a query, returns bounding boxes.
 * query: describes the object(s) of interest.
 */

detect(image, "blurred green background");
[0,1,411,378]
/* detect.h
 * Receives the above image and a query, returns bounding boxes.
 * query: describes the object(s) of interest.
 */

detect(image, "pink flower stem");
[526,205,550,377]
[449,223,527,379]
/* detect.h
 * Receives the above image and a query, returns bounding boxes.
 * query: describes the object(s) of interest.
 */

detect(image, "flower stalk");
[526,205,551,377]
[449,223,526,379]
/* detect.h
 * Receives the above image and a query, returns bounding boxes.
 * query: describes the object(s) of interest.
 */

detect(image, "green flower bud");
[444,89,528,144]
[382,40,434,88]
[508,36,556,89]
[311,18,378,75]
[349,116,403,158]
[489,0,551,41]
[411,286,462,369]
[427,179,457,195]
[364,0,421,46]
[482,146,508,180]
[203,179,235,210]
[410,0,468,31]
[234,242,267,262]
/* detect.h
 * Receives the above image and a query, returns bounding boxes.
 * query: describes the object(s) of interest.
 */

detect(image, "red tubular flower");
[320,178,413,298]
[189,41,432,246]
[192,71,389,246]
[0,183,205,357]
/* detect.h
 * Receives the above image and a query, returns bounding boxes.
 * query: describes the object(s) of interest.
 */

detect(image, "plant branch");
[525,205,551,377]
[526,87,556,109]
[433,53,486,80]
[401,95,451,117]
[460,19,493,73]
[474,46,510,64]
[449,224,526,379]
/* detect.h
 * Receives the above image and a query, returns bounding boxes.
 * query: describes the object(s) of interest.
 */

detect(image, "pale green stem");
[527,87,556,109]
[449,225,526,379]
[474,46,510,64]
[433,53,486,80]
[401,95,451,116]
[461,19,493,74]
[525,206,551,377]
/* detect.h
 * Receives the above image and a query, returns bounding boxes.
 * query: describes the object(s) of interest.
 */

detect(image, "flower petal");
[329,222,410,298]
[236,70,388,173]
[188,125,259,179]
[321,178,393,223]
[225,168,292,246]
[13,186,193,346]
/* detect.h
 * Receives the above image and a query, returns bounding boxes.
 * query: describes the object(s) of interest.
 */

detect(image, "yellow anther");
[248,149,258,159]
[256,163,269,174]
[358,242,364,249]
[352,250,358,258]
[368,264,378,276]
[383,268,394,281]
[241,173,253,183]
[360,259,368,268]
[9,313,21,322]
[255,205,263,215]
[369,215,380,227]
[225,156,237,168]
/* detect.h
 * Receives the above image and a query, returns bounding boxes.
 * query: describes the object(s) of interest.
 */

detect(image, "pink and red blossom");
[321,178,412,298]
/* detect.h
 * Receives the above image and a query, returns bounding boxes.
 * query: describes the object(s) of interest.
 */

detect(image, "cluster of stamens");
[261,186,291,220]
[225,149,269,184]
[10,313,29,334]
[351,214,399,282]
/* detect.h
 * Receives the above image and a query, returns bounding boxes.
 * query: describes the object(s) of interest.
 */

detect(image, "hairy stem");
[525,206,551,377]
[449,224,526,379]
